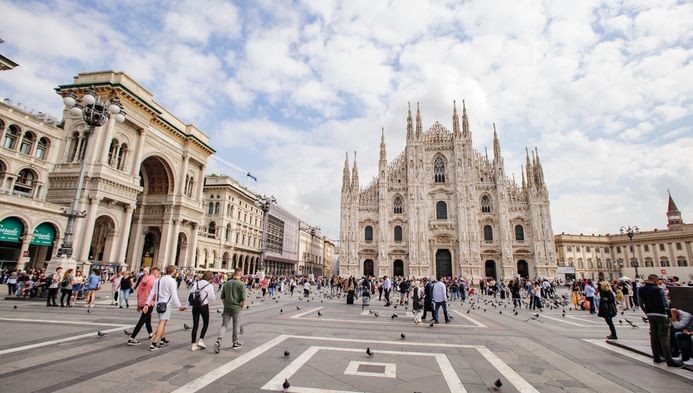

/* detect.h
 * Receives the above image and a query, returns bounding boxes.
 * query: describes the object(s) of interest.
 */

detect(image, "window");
[644,244,649,252]
[67,132,80,162]
[676,242,682,250]
[436,201,447,219]
[629,245,633,253]
[616,246,621,253]
[108,139,118,166]
[567,246,572,252]
[225,224,231,241]
[394,226,402,242]
[393,196,403,214]
[597,259,603,269]
[677,258,688,267]
[515,225,524,241]
[14,168,36,196]
[19,132,34,154]
[214,202,220,215]
[116,143,128,170]
[484,225,493,242]
[208,222,216,238]
[576,246,581,252]
[604,247,610,253]
[481,195,491,213]
[35,137,50,160]
[586,246,591,252]
[434,156,446,183]
[645,257,654,267]
[3,125,19,149]
[208,202,214,215]
[660,258,670,267]
[578,258,584,269]
[606,259,613,269]
[588,259,593,269]
[364,226,373,241]
[659,244,665,251]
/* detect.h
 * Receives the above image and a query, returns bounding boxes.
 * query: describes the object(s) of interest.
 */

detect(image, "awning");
[31,223,55,246]
[0,217,23,243]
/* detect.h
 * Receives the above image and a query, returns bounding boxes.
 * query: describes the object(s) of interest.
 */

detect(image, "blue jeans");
[434,301,449,323]
[674,331,692,361]
[119,289,130,307]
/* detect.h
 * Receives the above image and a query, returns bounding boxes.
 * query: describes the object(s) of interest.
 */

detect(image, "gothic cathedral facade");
[339,102,556,280]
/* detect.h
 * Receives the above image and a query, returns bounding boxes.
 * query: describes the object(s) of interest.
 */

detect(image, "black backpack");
[188,282,210,308]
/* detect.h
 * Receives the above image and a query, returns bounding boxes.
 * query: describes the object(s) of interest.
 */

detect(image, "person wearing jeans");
[215,268,245,352]
[638,274,683,368]
[46,267,62,307]
[432,279,450,324]
[583,280,596,314]
[128,267,157,345]
[119,272,133,309]
[189,271,216,351]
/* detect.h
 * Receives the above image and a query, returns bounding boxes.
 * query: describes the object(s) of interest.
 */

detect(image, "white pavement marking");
[435,353,467,393]
[476,347,540,393]
[541,315,590,327]
[172,335,289,393]
[0,317,129,327]
[450,310,488,328]
[285,334,483,348]
[0,326,127,356]
[290,306,323,319]
[565,315,603,324]
[583,339,693,382]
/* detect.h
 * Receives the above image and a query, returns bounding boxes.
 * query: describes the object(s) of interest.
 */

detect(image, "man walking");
[639,274,683,367]
[46,267,62,307]
[383,276,391,305]
[432,278,450,324]
[583,279,596,314]
[215,267,246,352]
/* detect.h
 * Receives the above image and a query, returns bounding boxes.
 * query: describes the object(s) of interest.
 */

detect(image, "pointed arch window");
[394,225,403,242]
[483,225,493,242]
[393,196,403,214]
[481,195,491,213]
[434,155,446,183]
[436,201,447,219]
[208,202,214,215]
[364,226,373,241]
[515,225,524,241]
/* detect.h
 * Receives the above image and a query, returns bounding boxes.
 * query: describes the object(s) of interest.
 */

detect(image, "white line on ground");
[435,353,468,393]
[262,345,321,392]
[0,317,130,327]
[476,347,540,393]
[172,335,289,393]
[583,339,693,382]
[541,315,590,327]
[284,335,483,348]
[565,315,603,324]
[0,326,128,356]
[450,310,488,328]
[297,315,481,328]
[289,306,323,319]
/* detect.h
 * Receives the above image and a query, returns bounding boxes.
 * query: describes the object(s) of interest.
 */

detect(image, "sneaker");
[191,343,199,351]
[149,333,155,340]
[671,356,682,362]
[128,338,141,346]
[214,340,221,354]
[666,360,684,368]
[149,343,158,351]
[197,339,207,349]
[683,359,693,366]
[160,338,170,347]
[606,335,618,340]
[232,342,242,350]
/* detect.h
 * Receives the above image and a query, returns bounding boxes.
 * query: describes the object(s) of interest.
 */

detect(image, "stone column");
[170,218,181,266]
[77,196,102,263]
[159,215,173,266]
[179,153,189,196]
[117,204,134,264]
[131,128,147,176]
[188,223,198,268]
[98,116,117,164]
[196,164,206,202]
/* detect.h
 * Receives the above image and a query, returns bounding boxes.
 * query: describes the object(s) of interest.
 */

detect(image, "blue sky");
[0,0,691,239]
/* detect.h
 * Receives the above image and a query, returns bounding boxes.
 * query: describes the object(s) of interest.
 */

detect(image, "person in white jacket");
[188,271,216,351]
[144,265,186,351]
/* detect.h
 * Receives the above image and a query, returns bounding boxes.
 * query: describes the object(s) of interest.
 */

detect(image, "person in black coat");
[421,278,434,321]
[597,281,618,339]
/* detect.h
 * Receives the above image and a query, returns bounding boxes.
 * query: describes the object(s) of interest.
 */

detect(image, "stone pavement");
[0,285,691,392]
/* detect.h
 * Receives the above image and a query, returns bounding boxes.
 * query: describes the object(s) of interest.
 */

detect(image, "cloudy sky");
[0,0,691,239]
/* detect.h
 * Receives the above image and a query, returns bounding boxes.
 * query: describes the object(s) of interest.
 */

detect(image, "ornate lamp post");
[57,87,125,261]
[256,194,276,278]
[620,225,640,279]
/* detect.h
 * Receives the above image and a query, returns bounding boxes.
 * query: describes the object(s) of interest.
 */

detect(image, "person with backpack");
[59,268,74,307]
[188,271,216,351]
[46,267,62,307]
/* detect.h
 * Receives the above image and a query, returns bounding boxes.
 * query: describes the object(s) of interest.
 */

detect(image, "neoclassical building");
[339,102,556,280]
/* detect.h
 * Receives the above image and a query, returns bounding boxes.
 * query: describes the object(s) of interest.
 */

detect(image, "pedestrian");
[6,272,17,296]
[583,279,596,314]
[638,274,683,367]
[85,269,102,308]
[421,278,434,321]
[145,265,186,351]
[119,271,134,309]
[670,308,693,366]
[111,271,122,306]
[598,281,618,339]
[45,267,62,307]
[383,276,391,305]
[432,278,450,324]
[189,271,216,351]
[127,267,157,345]
[71,270,84,304]
[412,280,423,324]
[303,279,310,298]
[215,267,246,353]
[60,268,74,307]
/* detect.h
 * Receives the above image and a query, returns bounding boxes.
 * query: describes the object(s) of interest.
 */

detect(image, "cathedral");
[339,102,557,280]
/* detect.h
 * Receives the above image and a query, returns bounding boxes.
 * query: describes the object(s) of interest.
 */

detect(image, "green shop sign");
[0,217,24,243]
[31,223,55,246]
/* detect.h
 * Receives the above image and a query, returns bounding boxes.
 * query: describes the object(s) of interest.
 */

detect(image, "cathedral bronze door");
[517,260,529,278]
[435,249,452,279]
[485,260,497,279]
[363,259,374,277]
[393,259,404,276]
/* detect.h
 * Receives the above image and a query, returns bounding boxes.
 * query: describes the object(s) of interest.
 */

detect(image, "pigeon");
[280,309,283,313]
[400,333,406,340]
[318,311,322,317]
[466,309,470,314]
[183,323,191,330]
[246,305,250,309]
[283,350,290,357]
[625,319,638,328]
[282,378,290,392]
[97,331,105,337]
[494,378,503,390]
[483,308,486,312]
[240,325,244,334]
[124,329,132,336]
[562,311,566,318]
[391,313,398,319]
[513,311,518,316]
[534,313,540,318]
[296,306,301,311]
[366,347,374,357]
[13,305,17,309]
[621,311,625,316]
[374,312,379,318]
[499,311,502,314]
[429,322,434,328]
[87,309,92,313]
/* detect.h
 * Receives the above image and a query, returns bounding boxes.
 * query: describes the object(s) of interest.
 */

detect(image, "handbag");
[155,279,169,313]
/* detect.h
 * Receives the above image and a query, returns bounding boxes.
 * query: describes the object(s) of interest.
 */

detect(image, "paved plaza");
[0,285,691,393]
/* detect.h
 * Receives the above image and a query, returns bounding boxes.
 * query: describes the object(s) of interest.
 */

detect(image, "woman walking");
[71,270,84,304]
[598,281,618,339]
[119,271,134,309]
[412,280,423,324]
[188,271,216,351]
[60,269,74,307]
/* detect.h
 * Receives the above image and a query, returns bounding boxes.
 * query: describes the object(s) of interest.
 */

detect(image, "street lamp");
[620,225,640,279]
[256,194,276,277]
[58,86,125,259]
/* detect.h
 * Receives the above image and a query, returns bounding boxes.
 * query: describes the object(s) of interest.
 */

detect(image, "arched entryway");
[363,259,374,277]
[91,215,116,263]
[517,260,529,278]
[393,259,404,277]
[141,230,160,268]
[435,249,452,279]
[485,260,497,280]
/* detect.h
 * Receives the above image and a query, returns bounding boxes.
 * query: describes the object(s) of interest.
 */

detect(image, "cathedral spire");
[452,100,461,136]
[667,189,683,228]
[525,147,533,189]
[406,102,414,142]
[492,123,501,160]
[342,151,351,192]
[379,127,387,163]
[534,147,545,186]
[462,99,470,138]
[521,164,526,190]
[415,102,422,139]
[351,150,359,191]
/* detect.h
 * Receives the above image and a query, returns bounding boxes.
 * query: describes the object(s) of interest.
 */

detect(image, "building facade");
[297,223,334,277]
[555,194,692,281]
[263,203,299,275]
[339,102,556,280]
